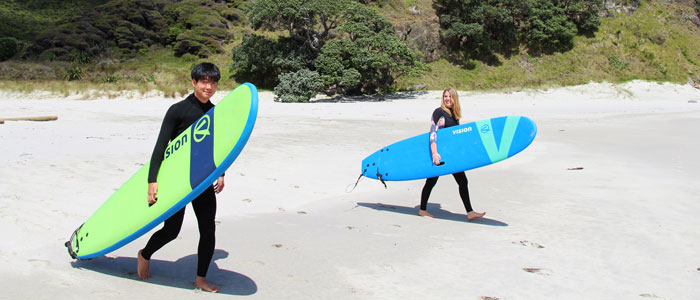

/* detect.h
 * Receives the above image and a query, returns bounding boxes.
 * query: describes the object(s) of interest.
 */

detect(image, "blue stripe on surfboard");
[77,83,259,259]
[508,116,537,157]
[491,116,506,150]
[190,109,216,189]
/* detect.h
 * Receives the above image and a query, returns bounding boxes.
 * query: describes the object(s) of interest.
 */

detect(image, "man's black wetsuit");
[142,93,217,277]
[421,107,474,213]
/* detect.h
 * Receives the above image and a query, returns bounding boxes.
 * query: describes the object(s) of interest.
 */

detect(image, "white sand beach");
[1,81,699,299]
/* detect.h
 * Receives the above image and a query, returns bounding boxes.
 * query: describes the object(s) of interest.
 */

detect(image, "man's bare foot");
[418,209,435,218]
[137,250,150,280]
[467,211,485,221]
[195,276,220,293]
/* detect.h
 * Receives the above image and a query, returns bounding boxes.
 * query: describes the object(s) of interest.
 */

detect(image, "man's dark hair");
[191,62,221,82]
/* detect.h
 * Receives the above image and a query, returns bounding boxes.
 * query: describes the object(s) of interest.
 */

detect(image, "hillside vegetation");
[1,0,700,97]
[397,0,700,91]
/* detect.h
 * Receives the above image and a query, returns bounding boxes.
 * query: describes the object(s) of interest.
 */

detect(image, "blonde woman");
[420,88,485,221]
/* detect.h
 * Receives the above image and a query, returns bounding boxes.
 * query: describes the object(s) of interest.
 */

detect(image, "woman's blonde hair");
[441,88,461,121]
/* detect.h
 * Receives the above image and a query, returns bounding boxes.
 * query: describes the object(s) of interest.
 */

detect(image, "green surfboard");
[66,83,258,260]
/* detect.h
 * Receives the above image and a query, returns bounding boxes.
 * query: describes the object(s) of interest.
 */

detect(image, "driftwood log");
[0,116,58,122]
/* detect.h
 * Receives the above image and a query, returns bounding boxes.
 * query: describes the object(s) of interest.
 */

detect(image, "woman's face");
[442,91,453,109]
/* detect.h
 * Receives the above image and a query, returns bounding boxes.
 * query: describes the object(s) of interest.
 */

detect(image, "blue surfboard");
[361,116,537,181]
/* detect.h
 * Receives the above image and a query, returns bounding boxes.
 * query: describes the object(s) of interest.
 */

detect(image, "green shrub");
[101,74,120,83]
[0,37,19,61]
[65,64,84,81]
[274,69,324,103]
[608,55,629,71]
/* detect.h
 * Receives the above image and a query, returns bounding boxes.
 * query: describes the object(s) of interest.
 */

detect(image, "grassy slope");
[398,1,700,91]
[1,0,700,96]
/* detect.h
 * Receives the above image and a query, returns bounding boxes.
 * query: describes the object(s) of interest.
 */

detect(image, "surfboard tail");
[65,223,83,260]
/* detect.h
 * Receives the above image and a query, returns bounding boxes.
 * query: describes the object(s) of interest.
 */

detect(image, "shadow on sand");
[70,249,257,295]
[357,202,508,226]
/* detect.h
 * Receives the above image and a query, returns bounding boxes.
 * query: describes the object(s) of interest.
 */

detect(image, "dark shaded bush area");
[165,0,239,57]
[14,0,242,61]
[0,0,110,41]
[230,35,316,89]
[0,38,20,61]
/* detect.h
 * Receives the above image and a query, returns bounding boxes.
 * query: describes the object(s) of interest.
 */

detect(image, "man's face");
[192,76,218,102]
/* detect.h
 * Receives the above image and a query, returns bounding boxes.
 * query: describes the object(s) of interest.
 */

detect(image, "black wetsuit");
[420,108,474,213]
[142,93,217,277]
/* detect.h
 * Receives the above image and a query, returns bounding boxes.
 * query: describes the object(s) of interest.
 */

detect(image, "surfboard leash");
[65,223,83,260]
[346,174,364,193]
[346,172,387,193]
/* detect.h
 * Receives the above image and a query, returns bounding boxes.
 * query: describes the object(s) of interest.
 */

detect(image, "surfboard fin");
[376,173,387,189]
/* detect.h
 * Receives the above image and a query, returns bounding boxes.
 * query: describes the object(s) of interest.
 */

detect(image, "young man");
[137,62,224,293]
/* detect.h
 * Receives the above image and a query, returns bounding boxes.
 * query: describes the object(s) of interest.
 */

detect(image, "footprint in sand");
[522,268,553,276]
[91,290,121,296]
[639,293,667,299]
[480,297,500,300]
[513,240,544,248]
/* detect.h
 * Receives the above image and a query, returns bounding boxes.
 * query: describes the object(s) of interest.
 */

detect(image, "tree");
[246,0,355,53]
[560,0,603,36]
[316,3,422,94]
[433,0,602,63]
[521,0,578,54]
[433,0,519,63]
[236,0,423,95]
[230,34,315,88]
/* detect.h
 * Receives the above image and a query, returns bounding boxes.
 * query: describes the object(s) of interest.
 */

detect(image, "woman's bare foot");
[195,276,220,293]
[137,250,150,280]
[467,211,485,221]
[418,209,435,218]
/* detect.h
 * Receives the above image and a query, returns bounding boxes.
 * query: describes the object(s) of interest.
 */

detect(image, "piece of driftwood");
[0,116,58,122]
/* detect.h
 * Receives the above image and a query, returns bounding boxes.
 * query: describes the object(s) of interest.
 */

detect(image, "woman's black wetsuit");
[420,108,474,213]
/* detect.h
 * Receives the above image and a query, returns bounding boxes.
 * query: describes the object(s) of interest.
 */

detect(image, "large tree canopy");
[434,0,602,63]
[234,0,423,99]
[246,0,355,53]
[316,3,422,94]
